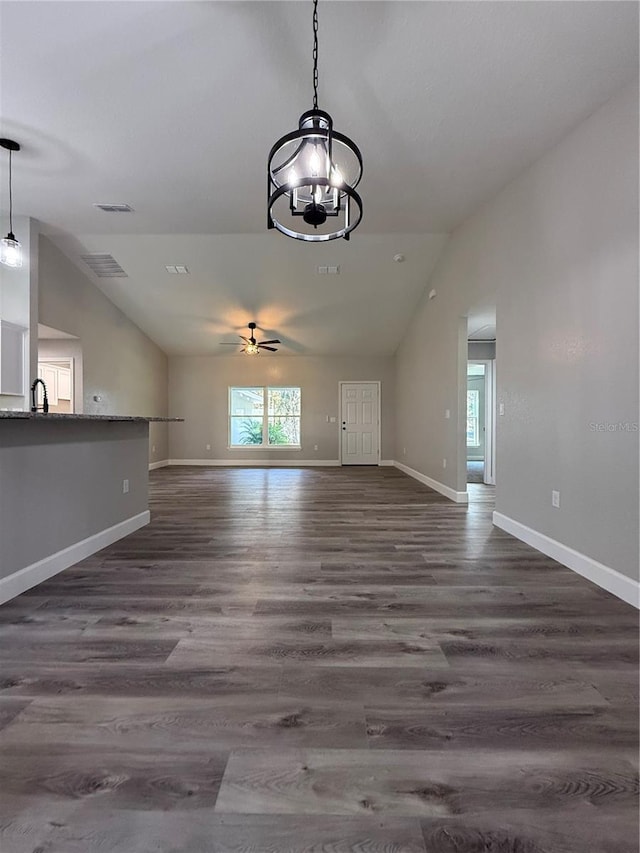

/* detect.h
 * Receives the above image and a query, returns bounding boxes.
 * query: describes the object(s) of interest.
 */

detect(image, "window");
[229,387,301,447]
[467,389,480,447]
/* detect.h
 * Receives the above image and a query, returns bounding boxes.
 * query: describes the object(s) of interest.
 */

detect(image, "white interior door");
[340,382,380,465]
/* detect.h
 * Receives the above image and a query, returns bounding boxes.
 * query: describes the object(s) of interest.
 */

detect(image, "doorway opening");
[38,324,82,413]
[467,361,495,484]
[467,309,496,488]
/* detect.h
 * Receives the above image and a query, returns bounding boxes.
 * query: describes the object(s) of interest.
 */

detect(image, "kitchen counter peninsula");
[0,413,183,603]
[0,411,181,421]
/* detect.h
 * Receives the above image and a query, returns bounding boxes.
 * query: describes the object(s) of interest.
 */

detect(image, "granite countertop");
[0,412,183,422]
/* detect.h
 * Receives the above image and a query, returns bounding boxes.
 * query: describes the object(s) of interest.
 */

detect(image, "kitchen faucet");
[30,378,49,413]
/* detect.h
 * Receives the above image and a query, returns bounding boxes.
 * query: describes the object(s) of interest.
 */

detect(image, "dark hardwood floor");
[0,466,637,852]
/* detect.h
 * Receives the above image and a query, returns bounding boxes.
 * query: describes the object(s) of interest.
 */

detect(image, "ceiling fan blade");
[258,345,278,352]
[258,339,281,345]
[239,336,251,343]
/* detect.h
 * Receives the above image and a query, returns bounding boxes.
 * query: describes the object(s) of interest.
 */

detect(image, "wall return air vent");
[81,253,128,278]
[93,203,134,213]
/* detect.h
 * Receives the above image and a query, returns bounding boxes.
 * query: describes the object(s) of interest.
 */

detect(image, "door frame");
[338,380,382,466]
[467,359,495,485]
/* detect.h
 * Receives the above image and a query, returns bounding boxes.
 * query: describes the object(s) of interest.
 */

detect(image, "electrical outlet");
[314,444,318,451]
[152,445,156,453]
[499,403,505,416]
[443,458,447,469]
[445,409,450,419]
[403,447,407,456]
[552,490,560,508]
[206,444,211,451]
[330,416,336,423]
[122,479,129,494]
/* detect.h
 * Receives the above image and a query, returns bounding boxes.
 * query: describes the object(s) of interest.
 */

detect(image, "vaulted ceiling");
[2,1,637,355]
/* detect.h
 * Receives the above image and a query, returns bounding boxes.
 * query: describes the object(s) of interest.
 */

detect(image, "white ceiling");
[56,232,447,355]
[468,308,497,342]
[1,1,637,355]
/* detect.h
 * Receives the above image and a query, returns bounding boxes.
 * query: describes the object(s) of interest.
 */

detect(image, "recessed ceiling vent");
[93,203,134,213]
[81,253,128,278]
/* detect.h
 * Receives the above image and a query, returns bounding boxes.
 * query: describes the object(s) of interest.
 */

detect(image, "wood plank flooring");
[0,466,637,853]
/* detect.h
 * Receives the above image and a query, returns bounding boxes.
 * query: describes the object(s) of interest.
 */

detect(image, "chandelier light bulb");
[309,148,321,176]
[331,167,343,187]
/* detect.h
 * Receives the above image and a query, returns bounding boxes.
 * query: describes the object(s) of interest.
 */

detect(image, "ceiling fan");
[220,322,281,355]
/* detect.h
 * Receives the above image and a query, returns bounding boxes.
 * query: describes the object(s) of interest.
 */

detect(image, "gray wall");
[169,355,395,462]
[396,82,639,581]
[0,419,148,580]
[38,238,169,463]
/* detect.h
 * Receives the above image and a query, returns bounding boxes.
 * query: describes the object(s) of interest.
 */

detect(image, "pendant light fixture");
[267,0,363,242]
[0,139,22,268]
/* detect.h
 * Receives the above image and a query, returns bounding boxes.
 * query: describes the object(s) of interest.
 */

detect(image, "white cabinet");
[37,360,73,409]
[0,320,26,396]
[57,367,72,400]
[38,364,59,404]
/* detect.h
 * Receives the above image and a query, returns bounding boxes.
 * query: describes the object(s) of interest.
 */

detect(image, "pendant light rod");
[0,138,20,235]
[312,0,319,110]
[8,148,14,235]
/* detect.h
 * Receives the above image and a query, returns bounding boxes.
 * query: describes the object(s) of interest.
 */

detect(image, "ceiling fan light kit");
[220,322,281,355]
[267,0,362,242]
[0,138,22,268]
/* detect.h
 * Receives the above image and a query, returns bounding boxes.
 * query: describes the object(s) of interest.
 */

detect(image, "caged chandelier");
[267,0,363,242]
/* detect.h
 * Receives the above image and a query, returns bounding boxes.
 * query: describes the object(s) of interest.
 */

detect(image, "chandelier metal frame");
[267,0,363,242]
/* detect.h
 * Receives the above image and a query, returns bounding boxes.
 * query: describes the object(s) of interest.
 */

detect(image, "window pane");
[467,390,479,417]
[268,416,300,445]
[268,387,301,416]
[231,416,264,446]
[467,364,486,377]
[230,387,264,416]
[467,417,479,447]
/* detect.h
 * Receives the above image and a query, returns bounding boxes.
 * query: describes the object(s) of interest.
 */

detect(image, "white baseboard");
[0,511,151,606]
[493,511,639,609]
[393,461,468,503]
[167,459,341,467]
[149,459,169,470]
[379,459,394,467]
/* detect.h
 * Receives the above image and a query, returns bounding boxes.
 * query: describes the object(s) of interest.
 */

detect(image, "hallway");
[0,466,637,852]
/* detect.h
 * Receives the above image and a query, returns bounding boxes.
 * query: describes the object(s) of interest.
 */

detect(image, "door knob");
[342,426,346,430]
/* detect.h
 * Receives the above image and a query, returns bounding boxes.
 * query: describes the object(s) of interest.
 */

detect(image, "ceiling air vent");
[81,253,128,278]
[93,203,134,213]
